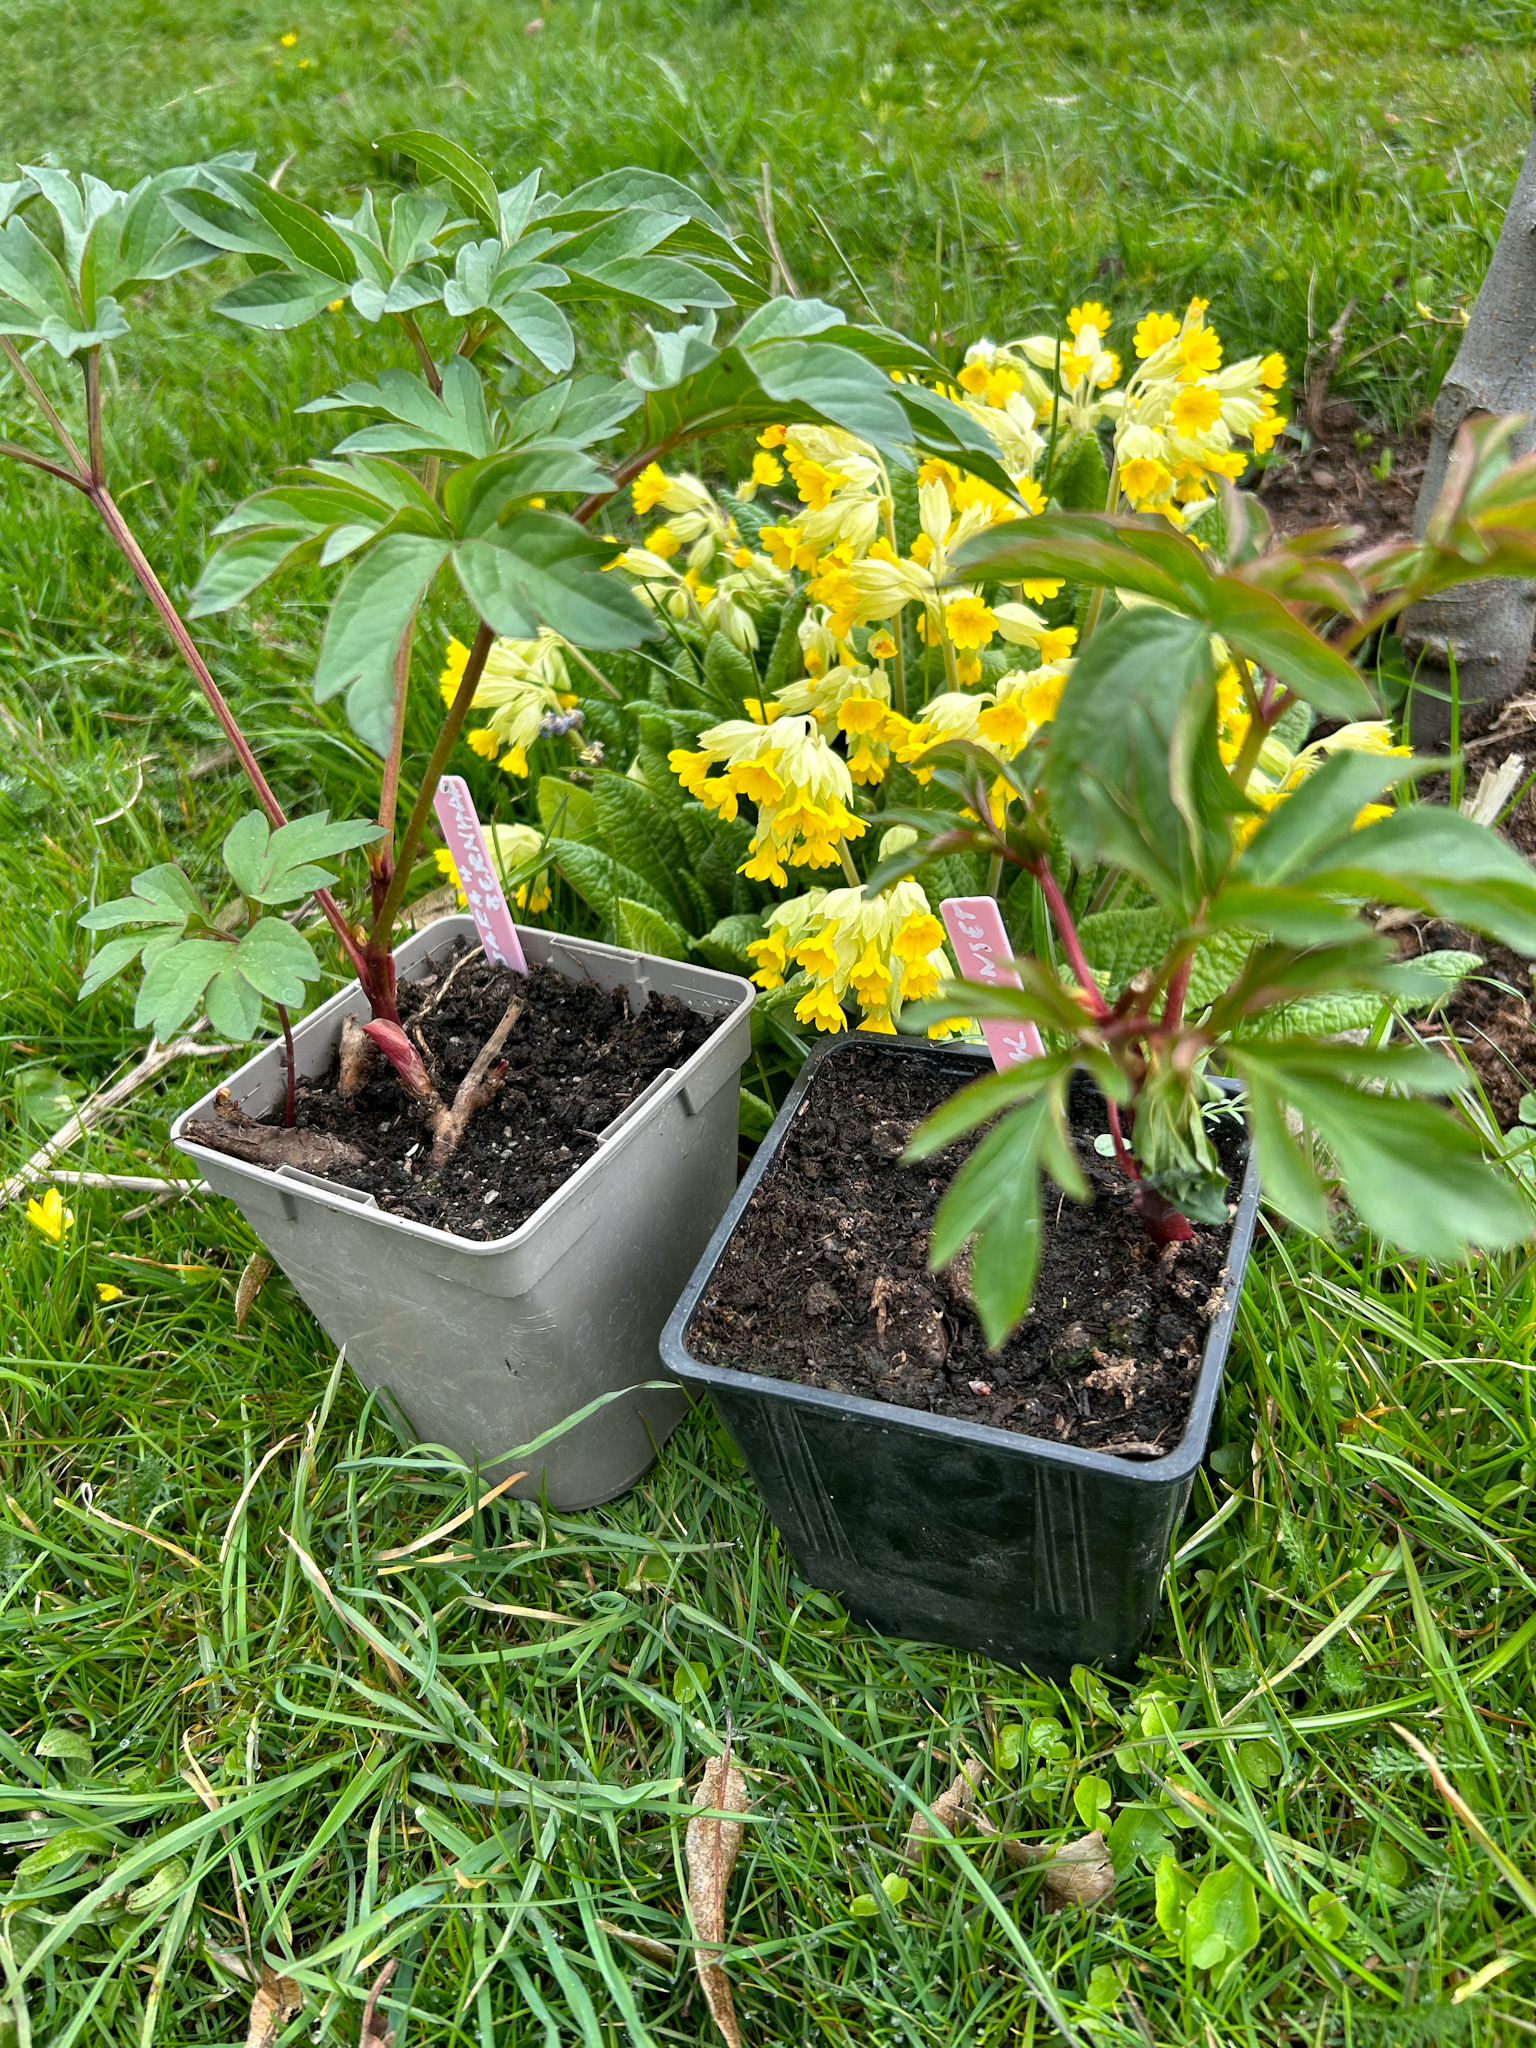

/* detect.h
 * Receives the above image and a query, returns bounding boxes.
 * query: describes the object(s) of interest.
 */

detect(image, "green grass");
[3,0,1536,2041]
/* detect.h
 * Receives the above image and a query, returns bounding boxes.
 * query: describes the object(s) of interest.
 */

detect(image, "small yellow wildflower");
[1068,300,1113,340]
[645,524,681,560]
[758,423,788,449]
[26,1188,73,1243]
[279,29,298,44]
[1259,352,1288,390]
[751,451,784,487]
[96,1283,123,1303]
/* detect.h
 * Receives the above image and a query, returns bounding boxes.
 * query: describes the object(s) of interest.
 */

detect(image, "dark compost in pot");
[664,1035,1259,1676]
[255,944,712,1239]
[687,1041,1247,1457]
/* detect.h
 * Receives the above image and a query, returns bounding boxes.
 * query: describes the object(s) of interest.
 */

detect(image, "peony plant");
[0,137,1054,1161]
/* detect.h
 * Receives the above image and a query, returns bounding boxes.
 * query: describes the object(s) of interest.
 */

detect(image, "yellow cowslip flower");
[436,824,552,915]
[751,451,784,486]
[1119,456,1173,507]
[632,462,669,515]
[1134,310,1180,358]
[752,875,951,1033]
[441,632,571,780]
[758,423,788,449]
[645,524,681,559]
[944,594,998,650]
[1068,300,1113,340]
[1176,322,1223,382]
[760,522,819,573]
[746,888,828,988]
[669,715,866,887]
[1259,352,1287,390]
[1170,384,1224,437]
[26,1188,73,1243]
[96,1283,123,1303]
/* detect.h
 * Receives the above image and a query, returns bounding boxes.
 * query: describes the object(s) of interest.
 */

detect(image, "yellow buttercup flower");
[96,1283,123,1303]
[279,29,298,45]
[26,1188,73,1243]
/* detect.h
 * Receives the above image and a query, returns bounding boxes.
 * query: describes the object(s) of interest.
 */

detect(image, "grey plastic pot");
[173,915,755,1509]
[662,1034,1260,1678]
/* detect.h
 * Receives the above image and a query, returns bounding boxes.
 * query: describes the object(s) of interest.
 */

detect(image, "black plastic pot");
[661,1033,1260,1678]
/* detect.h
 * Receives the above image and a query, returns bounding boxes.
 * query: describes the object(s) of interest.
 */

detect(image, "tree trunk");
[1400,84,1536,745]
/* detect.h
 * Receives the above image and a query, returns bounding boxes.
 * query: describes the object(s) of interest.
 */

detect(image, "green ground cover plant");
[3,3,1536,2043]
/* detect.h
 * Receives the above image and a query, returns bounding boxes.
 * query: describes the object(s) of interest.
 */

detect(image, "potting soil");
[280,946,712,1238]
[689,1046,1244,1456]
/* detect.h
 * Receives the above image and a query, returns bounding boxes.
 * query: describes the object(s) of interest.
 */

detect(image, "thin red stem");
[1105,1099,1139,1181]
[1033,862,1110,1019]
[86,482,369,986]
[1162,954,1193,1034]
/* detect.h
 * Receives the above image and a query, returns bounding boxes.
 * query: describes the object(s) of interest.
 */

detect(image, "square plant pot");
[173,915,755,1510]
[662,1033,1260,1677]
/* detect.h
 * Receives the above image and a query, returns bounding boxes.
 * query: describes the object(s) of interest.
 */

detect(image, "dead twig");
[1306,297,1358,442]
[426,990,523,1170]
[0,1031,236,1208]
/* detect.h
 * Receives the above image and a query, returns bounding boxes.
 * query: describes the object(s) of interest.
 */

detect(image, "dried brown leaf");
[1014,1829,1116,1910]
[235,1254,274,1331]
[685,1755,751,2048]
[245,1966,302,2048]
[596,1917,675,1967]
[903,1758,986,1860]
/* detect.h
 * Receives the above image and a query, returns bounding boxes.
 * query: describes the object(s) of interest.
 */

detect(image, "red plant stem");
[1032,862,1110,1019]
[86,483,371,985]
[573,442,667,528]
[1162,953,1193,1034]
[1105,1099,1138,1180]
[277,1004,297,1127]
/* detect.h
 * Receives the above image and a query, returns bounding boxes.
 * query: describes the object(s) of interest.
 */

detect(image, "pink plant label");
[432,775,528,974]
[940,895,1044,1071]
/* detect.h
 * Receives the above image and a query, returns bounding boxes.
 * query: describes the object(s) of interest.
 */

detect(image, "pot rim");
[170,914,755,1261]
[661,1029,1261,1486]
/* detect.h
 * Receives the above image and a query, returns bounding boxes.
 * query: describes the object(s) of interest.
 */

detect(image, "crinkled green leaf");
[610,898,690,959]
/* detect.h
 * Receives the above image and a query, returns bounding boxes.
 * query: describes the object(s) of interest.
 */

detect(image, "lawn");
[3,1,1536,2042]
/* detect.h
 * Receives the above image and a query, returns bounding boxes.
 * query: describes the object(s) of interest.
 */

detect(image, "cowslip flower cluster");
[436,822,553,914]
[610,302,1288,1034]
[1112,300,1286,519]
[617,464,787,650]
[441,631,579,779]
[1236,720,1407,843]
[746,867,952,1034]
[669,715,867,886]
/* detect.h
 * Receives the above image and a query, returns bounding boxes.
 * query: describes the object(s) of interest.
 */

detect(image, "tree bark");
[1401,83,1536,745]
